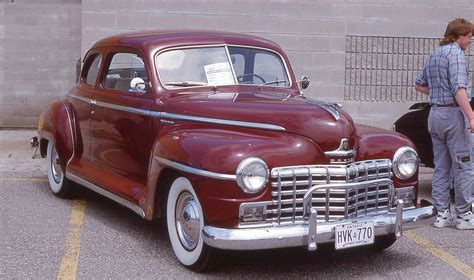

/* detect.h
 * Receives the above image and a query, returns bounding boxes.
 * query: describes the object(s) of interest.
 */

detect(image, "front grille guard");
[301,178,395,220]
[303,180,404,250]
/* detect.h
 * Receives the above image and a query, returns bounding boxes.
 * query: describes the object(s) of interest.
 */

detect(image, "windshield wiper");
[258,80,289,88]
[164,81,208,87]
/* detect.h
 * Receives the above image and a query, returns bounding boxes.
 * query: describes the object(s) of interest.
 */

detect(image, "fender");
[354,124,419,194]
[142,125,326,222]
[408,102,430,110]
[37,100,76,171]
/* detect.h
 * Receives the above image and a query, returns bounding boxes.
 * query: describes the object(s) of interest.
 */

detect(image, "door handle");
[91,99,96,115]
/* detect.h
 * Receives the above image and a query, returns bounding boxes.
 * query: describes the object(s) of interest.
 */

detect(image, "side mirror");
[299,75,310,90]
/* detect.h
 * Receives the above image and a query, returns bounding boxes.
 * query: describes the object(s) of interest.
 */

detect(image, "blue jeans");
[429,107,474,215]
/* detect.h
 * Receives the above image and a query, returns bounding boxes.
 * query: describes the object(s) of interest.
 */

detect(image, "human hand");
[469,118,474,132]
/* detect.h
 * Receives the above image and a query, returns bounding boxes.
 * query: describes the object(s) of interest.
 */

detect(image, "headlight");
[393,147,419,179]
[236,157,269,193]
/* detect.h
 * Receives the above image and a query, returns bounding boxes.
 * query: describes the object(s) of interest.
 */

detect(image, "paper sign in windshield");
[204,62,235,86]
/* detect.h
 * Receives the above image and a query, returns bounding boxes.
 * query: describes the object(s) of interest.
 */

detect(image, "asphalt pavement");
[0,130,472,279]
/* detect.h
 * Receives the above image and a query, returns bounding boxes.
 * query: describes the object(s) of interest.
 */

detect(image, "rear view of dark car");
[394,100,474,167]
[393,103,433,167]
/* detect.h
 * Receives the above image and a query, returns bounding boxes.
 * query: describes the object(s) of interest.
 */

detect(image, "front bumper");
[202,202,436,251]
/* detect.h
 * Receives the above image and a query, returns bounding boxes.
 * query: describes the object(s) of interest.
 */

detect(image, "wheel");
[166,177,214,271]
[373,234,397,251]
[47,141,72,198]
[236,73,266,84]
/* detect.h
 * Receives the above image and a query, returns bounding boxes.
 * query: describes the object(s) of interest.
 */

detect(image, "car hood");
[161,91,356,152]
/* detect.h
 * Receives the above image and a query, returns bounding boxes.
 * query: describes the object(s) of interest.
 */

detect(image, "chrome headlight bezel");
[393,147,419,179]
[236,157,269,194]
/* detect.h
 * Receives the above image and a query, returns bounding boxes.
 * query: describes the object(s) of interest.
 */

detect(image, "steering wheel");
[236,73,266,84]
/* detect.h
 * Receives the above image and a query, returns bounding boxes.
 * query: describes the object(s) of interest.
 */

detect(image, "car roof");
[90,30,284,53]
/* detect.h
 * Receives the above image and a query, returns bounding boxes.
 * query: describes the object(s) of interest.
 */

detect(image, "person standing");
[415,18,474,230]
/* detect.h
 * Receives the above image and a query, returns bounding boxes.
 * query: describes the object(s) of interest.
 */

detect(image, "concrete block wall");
[0,0,81,127]
[80,0,474,129]
[2,0,474,128]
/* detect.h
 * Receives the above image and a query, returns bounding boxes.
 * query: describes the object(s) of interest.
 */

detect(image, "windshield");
[156,46,290,89]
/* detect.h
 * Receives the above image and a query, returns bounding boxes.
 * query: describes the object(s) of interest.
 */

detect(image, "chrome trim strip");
[67,94,90,104]
[202,205,436,250]
[154,156,236,181]
[224,46,238,84]
[62,102,75,166]
[66,172,145,218]
[67,95,285,131]
[94,100,151,117]
[155,112,286,131]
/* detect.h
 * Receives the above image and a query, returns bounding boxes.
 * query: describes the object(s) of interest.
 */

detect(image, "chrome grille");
[268,160,393,225]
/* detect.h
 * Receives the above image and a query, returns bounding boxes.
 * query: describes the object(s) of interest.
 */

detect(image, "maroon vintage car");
[34,30,436,271]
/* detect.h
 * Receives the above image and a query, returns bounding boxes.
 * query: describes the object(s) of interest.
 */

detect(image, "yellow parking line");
[405,231,474,279]
[0,178,48,182]
[57,200,86,280]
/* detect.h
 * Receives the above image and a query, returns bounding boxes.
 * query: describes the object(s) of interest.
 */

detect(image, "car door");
[67,50,103,168]
[90,48,157,200]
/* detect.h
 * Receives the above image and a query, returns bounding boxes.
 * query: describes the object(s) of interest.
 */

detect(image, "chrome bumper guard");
[202,181,436,251]
[30,136,39,159]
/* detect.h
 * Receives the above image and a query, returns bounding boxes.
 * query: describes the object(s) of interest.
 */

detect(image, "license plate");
[335,221,374,250]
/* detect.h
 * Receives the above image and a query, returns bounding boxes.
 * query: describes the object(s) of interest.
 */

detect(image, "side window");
[104,52,149,94]
[254,52,286,84]
[85,54,102,86]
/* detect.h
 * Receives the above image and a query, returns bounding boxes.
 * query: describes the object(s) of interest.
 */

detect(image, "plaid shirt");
[415,42,471,105]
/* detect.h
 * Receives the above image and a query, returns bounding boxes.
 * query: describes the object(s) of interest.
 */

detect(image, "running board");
[66,172,145,218]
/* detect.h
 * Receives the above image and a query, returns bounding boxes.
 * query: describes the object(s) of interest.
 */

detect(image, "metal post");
[395,199,404,238]
[307,208,318,251]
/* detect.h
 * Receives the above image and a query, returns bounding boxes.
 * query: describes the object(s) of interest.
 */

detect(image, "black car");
[394,100,474,167]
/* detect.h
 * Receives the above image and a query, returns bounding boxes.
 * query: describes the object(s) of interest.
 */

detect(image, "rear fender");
[37,100,75,171]
[408,102,430,110]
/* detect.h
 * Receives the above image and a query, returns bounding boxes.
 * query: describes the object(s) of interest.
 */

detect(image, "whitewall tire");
[166,177,214,271]
[47,141,72,198]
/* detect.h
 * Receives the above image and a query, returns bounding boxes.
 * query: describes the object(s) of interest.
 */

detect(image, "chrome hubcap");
[51,146,62,184]
[175,192,200,251]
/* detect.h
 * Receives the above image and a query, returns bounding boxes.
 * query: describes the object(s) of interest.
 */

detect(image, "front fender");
[155,127,324,175]
[144,126,325,224]
[37,100,75,170]
[354,124,419,193]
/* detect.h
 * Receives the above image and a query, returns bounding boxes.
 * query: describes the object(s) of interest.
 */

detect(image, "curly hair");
[440,18,474,46]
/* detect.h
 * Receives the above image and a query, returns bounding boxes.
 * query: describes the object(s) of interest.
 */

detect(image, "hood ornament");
[324,138,355,164]
[320,103,340,121]
[292,97,342,121]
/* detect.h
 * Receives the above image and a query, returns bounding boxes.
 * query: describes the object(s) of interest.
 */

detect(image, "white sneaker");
[433,209,457,228]
[456,211,474,230]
